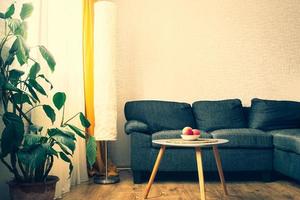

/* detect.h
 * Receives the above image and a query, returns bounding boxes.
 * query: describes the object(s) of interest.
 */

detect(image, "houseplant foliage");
[0,2,97,185]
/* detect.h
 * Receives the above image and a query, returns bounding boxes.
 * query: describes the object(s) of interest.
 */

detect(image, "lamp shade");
[93,1,117,141]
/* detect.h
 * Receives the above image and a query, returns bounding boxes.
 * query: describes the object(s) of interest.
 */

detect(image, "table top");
[152,138,229,147]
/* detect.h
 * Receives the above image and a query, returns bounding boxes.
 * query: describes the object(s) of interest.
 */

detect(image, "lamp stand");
[94,141,120,184]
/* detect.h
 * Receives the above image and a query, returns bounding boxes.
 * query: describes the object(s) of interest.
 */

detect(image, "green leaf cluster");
[0,2,96,183]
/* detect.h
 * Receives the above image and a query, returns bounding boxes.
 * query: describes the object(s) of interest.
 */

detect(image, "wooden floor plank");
[62,170,300,200]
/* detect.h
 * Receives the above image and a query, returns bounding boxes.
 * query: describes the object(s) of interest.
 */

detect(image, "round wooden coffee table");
[143,138,229,200]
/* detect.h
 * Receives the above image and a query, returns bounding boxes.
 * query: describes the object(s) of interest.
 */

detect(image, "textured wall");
[112,0,300,167]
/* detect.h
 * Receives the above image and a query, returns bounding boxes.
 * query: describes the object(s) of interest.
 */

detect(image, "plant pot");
[8,176,59,200]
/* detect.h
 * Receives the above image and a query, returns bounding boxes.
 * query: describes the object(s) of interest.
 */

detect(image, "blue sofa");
[124,98,300,183]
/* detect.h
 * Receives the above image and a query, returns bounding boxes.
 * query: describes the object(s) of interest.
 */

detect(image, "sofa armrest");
[125,120,151,134]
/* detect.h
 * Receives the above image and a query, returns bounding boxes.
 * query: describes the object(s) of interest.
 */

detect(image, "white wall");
[111,0,300,167]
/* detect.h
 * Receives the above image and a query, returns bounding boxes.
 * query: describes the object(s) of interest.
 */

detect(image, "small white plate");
[181,134,200,141]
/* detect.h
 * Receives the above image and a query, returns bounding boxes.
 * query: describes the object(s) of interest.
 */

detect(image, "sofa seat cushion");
[192,99,247,131]
[151,130,212,148]
[269,129,300,154]
[125,100,196,132]
[249,98,300,131]
[210,128,273,148]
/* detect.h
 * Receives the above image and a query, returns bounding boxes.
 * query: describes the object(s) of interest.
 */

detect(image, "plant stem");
[10,153,22,181]
[1,94,8,112]
[28,57,38,63]
[24,104,43,115]
[43,156,53,180]
[0,32,12,53]
[18,157,27,180]
[60,105,65,126]
[19,103,23,117]
[8,96,33,125]
[0,157,14,174]
[63,112,80,126]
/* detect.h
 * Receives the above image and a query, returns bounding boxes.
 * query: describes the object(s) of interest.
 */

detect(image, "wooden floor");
[62,170,300,200]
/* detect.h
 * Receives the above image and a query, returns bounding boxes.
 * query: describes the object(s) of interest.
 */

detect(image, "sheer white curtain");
[29,0,88,198]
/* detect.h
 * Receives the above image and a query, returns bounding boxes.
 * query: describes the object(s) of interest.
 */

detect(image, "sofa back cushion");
[124,100,196,132]
[249,98,300,130]
[192,99,247,131]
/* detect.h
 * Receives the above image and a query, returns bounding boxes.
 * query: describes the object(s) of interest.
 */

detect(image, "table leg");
[213,145,228,195]
[195,147,206,200]
[143,145,166,199]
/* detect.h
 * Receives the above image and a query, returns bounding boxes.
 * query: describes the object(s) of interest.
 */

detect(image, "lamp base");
[93,175,120,184]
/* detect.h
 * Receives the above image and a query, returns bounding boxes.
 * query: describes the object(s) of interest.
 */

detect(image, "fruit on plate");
[182,127,193,135]
[192,129,201,135]
[181,134,200,141]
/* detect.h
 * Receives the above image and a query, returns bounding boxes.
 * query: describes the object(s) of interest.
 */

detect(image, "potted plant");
[0,3,96,200]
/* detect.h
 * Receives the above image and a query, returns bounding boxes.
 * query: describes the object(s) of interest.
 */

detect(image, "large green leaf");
[59,152,73,176]
[20,3,33,20]
[4,4,15,18]
[3,83,20,92]
[29,124,43,133]
[8,19,21,33]
[39,46,56,72]
[48,128,75,140]
[48,128,75,153]
[9,37,19,54]
[7,19,26,37]
[86,136,97,168]
[53,92,66,110]
[66,124,86,139]
[14,36,29,65]
[46,129,55,137]
[17,22,27,38]
[56,142,72,156]
[17,144,47,169]
[42,105,56,124]
[64,131,76,140]
[0,12,4,19]
[9,69,24,85]
[9,69,24,80]
[28,79,47,96]
[1,125,16,156]
[4,53,15,66]
[47,146,58,157]
[0,73,4,87]
[28,63,40,79]
[1,112,24,157]
[0,55,3,67]
[23,134,45,146]
[11,92,32,105]
[37,74,53,90]
[2,112,23,126]
[25,82,40,102]
[79,112,90,128]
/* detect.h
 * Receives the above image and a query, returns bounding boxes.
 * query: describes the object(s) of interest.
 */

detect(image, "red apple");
[192,129,201,135]
[182,127,193,135]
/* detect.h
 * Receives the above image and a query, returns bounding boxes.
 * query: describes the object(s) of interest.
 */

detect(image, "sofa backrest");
[192,99,248,131]
[248,98,300,130]
[124,98,300,133]
[124,100,196,132]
